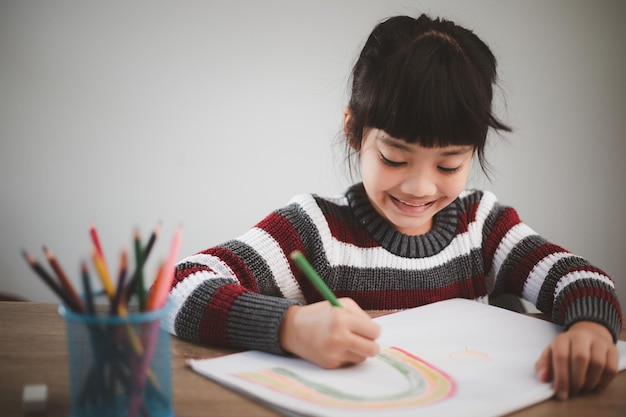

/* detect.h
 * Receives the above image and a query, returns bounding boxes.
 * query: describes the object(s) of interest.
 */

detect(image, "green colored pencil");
[290,251,342,307]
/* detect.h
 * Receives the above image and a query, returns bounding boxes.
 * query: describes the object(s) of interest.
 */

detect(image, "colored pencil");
[89,224,116,301]
[91,249,116,300]
[290,250,342,307]
[89,223,105,259]
[22,249,82,312]
[81,261,95,315]
[111,249,128,315]
[146,225,182,311]
[133,229,146,310]
[124,222,160,307]
[43,246,85,312]
[143,222,160,261]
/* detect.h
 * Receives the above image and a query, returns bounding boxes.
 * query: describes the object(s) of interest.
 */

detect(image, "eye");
[380,153,405,167]
[438,166,461,174]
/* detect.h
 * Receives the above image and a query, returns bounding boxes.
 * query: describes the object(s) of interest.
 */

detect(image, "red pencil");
[89,223,105,259]
[22,249,82,312]
[43,246,85,312]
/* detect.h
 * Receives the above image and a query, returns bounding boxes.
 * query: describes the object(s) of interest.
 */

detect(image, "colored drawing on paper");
[448,347,492,363]
[234,347,456,410]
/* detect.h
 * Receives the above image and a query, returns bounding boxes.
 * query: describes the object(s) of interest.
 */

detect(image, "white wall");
[1,0,624,311]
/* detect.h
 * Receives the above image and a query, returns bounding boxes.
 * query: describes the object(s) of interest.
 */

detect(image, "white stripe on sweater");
[521,252,575,305]
[237,227,305,303]
[554,270,615,299]
[166,254,237,335]
[486,223,538,292]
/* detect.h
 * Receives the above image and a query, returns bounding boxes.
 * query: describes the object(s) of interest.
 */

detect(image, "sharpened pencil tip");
[290,250,302,260]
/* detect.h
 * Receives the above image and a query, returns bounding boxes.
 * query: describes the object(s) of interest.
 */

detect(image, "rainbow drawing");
[234,346,456,410]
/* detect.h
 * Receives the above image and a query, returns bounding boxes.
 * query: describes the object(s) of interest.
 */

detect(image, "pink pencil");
[146,225,182,311]
[128,225,182,417]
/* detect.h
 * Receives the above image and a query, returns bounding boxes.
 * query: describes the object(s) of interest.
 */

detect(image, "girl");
[165,14,621,401]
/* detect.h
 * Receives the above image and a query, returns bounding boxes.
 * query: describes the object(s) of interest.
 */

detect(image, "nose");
[400,169,437,197]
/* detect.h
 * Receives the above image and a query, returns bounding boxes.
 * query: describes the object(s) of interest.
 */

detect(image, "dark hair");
[345,14,511,173]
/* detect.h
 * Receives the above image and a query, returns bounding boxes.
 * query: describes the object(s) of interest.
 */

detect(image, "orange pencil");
[43,246,85,312]
[91,249,116,300]
[146,225,182,311]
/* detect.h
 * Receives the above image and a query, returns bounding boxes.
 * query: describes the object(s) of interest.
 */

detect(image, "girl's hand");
[279,297,381,369]
[535,321,619,400]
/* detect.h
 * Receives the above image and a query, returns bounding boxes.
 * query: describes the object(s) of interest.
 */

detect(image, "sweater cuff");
[561,297,622,343]
[227,292,300,355]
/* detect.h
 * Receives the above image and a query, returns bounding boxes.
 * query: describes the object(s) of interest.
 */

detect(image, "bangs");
[359,34,492,148]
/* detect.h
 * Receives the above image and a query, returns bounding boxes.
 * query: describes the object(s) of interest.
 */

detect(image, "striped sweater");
[165,183,622,354]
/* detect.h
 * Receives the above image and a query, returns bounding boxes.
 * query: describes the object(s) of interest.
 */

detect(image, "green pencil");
[290,251,342,307]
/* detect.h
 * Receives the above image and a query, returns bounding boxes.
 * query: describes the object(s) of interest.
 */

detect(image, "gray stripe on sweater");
[558,292,622,342]
[217,239,284,297]
[494,234,547,294]
[174,278,233,342]
[328,247,485,292]
[537,256,592,315]
[227,292,298,354]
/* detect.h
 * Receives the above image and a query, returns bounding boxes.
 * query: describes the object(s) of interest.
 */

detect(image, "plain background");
[1,0,624,313]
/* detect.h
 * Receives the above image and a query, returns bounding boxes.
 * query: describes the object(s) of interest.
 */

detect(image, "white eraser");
[22,384,47,413]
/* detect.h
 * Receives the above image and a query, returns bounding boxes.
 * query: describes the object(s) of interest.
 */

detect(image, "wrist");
[278,304,300,354]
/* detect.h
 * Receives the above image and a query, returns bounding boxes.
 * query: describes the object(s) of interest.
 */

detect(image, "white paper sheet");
[188,298,626,417]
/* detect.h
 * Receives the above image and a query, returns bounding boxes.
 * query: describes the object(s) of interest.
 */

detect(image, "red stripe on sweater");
[334,279,487,310]
[326,214,379,248]
[483,207,522,274]
[203,247,259,292]
[172,264,213,289]
[509,243,567,294]
[257,211,304,265]
[456,198,480,235]
[199,283,247,346]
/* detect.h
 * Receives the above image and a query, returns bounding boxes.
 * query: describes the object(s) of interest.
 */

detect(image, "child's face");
[359,128,473,236]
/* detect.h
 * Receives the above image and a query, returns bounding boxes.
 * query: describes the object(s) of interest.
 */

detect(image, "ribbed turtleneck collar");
[346,183,461,258]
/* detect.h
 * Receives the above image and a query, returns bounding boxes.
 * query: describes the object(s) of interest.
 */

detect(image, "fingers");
[568,336,592,397]
[581,342,607,393]
[595,345,619,392]
[537,321,619,400]
[279,299,380,369]
[550,334,571,400]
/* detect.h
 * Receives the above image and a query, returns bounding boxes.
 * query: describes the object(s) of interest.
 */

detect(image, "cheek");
[360,154,384,185]
[443,171,470,196]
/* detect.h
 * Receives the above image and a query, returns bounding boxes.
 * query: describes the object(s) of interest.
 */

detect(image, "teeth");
[400,200,430,207]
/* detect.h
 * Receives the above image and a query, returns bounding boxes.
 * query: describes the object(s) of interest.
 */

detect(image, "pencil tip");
[21,249,34,263]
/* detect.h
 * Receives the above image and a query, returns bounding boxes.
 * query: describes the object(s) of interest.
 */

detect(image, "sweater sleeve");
[481,192,622,342]
[163,202,312,354]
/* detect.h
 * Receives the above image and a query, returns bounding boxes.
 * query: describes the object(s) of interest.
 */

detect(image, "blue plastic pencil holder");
[59,298,174,417]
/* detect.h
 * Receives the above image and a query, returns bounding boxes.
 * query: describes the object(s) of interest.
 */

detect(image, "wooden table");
[1,302,624,416]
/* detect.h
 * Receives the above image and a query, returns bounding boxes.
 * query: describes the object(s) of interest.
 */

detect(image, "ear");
[343,107,353,137]
[343,107,361,151]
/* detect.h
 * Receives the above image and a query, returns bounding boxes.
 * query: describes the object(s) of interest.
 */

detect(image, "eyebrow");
[377,135,474,156]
